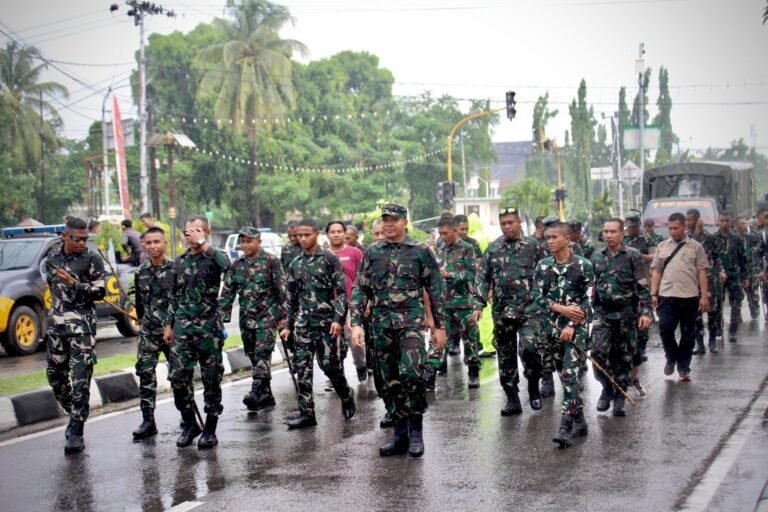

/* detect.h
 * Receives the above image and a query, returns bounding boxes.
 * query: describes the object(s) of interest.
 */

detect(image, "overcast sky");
[2,0,767,153]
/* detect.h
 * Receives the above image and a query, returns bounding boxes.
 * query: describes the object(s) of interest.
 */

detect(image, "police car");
[0,225,139,355]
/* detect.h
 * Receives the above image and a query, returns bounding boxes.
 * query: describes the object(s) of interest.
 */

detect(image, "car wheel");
[3,305,42,356]
[115,303,140,338]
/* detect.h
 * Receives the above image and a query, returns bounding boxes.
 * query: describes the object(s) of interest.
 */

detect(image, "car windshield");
[643,199,717,227]
[0,240,45,271]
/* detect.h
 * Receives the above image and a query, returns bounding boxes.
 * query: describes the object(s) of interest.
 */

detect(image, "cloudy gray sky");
[2,0,767,153]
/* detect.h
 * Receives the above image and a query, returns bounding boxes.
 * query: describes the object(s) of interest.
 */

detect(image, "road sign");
[623,125,661,150]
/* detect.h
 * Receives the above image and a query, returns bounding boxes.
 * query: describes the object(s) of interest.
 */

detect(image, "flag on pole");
[112,96,131,219]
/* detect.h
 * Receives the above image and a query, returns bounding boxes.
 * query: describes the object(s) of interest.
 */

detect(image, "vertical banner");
[112,96,131,219]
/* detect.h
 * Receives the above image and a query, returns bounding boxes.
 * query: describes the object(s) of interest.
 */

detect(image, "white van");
[224,230,283,262]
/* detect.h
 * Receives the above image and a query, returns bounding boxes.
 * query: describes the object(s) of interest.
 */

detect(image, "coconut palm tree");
[195,0,308,226]
[503,178,552,229]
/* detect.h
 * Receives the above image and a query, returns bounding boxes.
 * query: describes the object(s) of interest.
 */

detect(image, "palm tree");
[195,0,308,226]
[503,178,552,230]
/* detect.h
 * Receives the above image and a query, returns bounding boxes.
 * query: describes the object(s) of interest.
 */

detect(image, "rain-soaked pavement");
[0,307,766,512]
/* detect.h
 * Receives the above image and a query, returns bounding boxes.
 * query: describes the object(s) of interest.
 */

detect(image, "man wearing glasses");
[44,217,106,454]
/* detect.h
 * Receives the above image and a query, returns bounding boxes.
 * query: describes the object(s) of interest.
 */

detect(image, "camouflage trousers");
[169,331,225,417]
[293,325,351,416]
[242,327,278,383]
[492,317,541,393]
[426,308,480,370]
[714,278,744,335]
[696,276,722,339]
[543,321,588,415]
[591,317,636,390]
[365,316,393,415]
[745,275,760,319]
[46,329,96,422]
[135,332,170,411]
[372,325,428,420]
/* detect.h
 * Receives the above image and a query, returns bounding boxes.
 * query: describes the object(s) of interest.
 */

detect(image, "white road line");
[679,388,768,511]
[166,500,204,512]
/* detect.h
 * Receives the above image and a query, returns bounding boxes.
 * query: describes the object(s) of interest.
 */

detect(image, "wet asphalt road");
[0,308,766,512]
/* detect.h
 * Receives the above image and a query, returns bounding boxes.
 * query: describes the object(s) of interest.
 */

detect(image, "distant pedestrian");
[121,219,145,266]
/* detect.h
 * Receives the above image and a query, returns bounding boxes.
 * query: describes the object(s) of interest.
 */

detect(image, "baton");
[279,334,299,395]
[192,399,204,428]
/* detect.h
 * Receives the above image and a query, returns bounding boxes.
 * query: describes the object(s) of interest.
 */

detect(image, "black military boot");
[197,415,219,449]
[256,380,276,408]
[552,414,575,448]
[709,332,719,353]
[540,372,555,398]
[341,390,356,420]
[379,412,395,429]
[242,379,261,411]
[65,417,74,440]
[407,415,425,458]
[64,420,85,454]
[176,410,202,447]
[380,419,409,457]
[467,367,480,389]
[501,389,523,416]
[613,395,626,417]
[286,411,317,429]
[596,386,614,412]
[133,408,158,439]
[571,409,588,438]
[528,375,542,410]
[693,334,705,355]
[423,364,437,391]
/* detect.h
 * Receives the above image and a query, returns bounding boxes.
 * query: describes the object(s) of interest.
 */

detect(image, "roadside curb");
[0,345,283,435]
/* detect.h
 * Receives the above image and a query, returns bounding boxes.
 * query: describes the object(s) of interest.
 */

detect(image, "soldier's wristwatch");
[197,238,206,247]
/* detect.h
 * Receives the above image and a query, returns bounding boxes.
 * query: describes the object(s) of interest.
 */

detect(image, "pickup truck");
[0,225,139,356]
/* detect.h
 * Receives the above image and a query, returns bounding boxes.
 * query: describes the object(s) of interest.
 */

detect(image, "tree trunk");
[249,127,260,228]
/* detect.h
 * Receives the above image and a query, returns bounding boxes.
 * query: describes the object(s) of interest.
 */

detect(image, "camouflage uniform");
[712,231,748,338]
[446,235,482,354]
[689,229,721,348]
[591,245,652,392]
[624,232,652,362]
[474,235,542,397]
[426,239,479,372]
[280,242,303,272]
[463,235,483,260]
[285,248,351,416]
[646,232,665,248]
[739,230,762,319]
[167,246,230,418]
[350,236,444,421]
[531,253,594,416]
[220,243,285,401]
[134,259,174,412]
[45,246,106,422]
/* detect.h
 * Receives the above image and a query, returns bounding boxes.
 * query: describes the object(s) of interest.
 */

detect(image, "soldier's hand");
[759,272,766,282]
[559,304,585,323]
[638,315,652,330]
[559,326,575,342]
[56,268,76,287]
[699,297,709,313]
[440,268,449,278]
[471,310,482,323]
[279,328,292,340]
[364,303,372,318]
[719,271,727,284]
[351,325,365,349]
[425,316,435,334]
[652,295,659,310]
[163,325,173,345]
[742,279,750,289]
[329,322,342,337]
[432,328,446,350]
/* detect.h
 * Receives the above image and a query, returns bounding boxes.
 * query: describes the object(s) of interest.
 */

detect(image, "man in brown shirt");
[650,213,709,381]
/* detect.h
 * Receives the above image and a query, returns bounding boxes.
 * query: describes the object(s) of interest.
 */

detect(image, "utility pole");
[102,87,111,217]
[635,42,646,210]
[110,2,176,213]
[39,89,46,223]
[459,129,467,214]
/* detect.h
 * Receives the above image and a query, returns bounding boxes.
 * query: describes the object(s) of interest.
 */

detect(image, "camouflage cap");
[625,211,641,227]
[238,227,261,238]
[542,215,560,229]
[381,203,408,219]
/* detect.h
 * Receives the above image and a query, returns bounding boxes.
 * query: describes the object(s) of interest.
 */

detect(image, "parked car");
[223,229,283,262]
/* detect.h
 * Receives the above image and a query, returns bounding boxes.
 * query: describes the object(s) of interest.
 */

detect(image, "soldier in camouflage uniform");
[735,218,761,320]
[132,227,175,439]
[220,227,286,412]
[350,203,445,458]
[45,217,106,454]
[473,206,543,415]
[712,212,749,341]
[591,219,652,417]
[164,216,230,449]
[448,214,482,357]
[423,216,480,389]
[756,209,768,320]
[569,220,595,259]
[280,221,302,355]
[644,218,665,248]
[686,208,722,352]
[531,221,594,449]
[279,219,355,429]
[536,215,560,397]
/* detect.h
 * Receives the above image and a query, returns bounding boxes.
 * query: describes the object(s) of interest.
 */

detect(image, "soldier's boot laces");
[133,408,158,439]
[540,372,555,398]
[64,420,85,454]
[467,367,480,389]
[176,411,202,448]
[342,390,356,420]
[528,375,542,410]
[613,395,627,417]
[571,409,588,438]
[286,411,317,429]
[552,414,575,449]
[407,416,425,458]
[197,415,218,449]
[596,386,614,412]
[501,390,523,417]
[423,364,437,391]
[379,419,409,457]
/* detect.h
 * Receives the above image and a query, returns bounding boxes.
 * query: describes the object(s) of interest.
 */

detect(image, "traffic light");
[554,188,567,202]
[437,181,445,205]
[506,91,517,120]
[438,181,455,210]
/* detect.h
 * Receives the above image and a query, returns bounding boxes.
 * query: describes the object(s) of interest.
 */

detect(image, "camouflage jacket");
[591,244,652,321]
[463,235,483,259]
[738,231,762,277]
[220,249,285,330]
[134,259,174,336]
[713,231,748,281]
[688,229,721,278]
[531,252,594,332]
[474,235,540,320]
[624,233,651,258]
[577,240,596,260]
[646,232,665,249]
[44,246,106,335]
[280,243,302,272]
[350,237,445,329]
[436,239,476,309]
[285,249,346,330]
[167,246,230,335]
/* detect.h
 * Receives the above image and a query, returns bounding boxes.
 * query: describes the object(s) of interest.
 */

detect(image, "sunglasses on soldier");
[499,207,518,216]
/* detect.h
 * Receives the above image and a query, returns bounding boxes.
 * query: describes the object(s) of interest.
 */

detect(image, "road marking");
[679,387,768,511]
[166,501,204,512]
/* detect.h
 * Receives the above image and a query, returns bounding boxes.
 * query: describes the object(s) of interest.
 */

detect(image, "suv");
[224,229,283,262]
[0,225,140,356]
